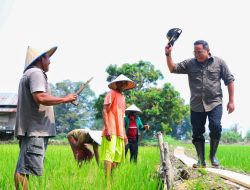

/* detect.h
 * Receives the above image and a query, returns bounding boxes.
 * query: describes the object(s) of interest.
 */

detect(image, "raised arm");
[165,45,176,73]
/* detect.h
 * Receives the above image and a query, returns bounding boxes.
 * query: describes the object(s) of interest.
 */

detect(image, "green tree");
[94,61,189,135]
[125,84,189,135]
[106,60,164,90]
[172,116,192,140]
[244,130,250,142]
[221,125,242,143]
[91,118,103,130]
[50,80,96,133]
[93,93,105,119]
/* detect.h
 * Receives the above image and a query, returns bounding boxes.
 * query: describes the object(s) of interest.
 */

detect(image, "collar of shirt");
[195,55,214,64]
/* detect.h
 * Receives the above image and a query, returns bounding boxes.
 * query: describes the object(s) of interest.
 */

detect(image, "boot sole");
[192,164,206,169]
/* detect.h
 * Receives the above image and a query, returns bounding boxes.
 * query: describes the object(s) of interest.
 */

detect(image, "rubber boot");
[210,139,220,168]
[192,142,206,168]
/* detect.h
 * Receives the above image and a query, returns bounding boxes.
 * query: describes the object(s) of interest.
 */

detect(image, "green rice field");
[178,143,250,173]
[0,144,160,190]
[215,144,250,173]
[0,142,250,190]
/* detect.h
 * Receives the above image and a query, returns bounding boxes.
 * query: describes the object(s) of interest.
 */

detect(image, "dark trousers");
[125,138,138,162]
[191,104,222,143]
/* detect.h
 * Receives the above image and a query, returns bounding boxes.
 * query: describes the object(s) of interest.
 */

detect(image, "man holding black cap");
[165,40,235,168]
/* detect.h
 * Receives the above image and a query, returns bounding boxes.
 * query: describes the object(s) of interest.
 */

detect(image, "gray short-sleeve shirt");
[172,56,235,112]
[15,67,56,137]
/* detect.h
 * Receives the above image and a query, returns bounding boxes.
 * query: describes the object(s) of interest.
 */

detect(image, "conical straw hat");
[125,104,142,114]
[89,130,102,145]
[108,74,136,90]
[24,46,57,72]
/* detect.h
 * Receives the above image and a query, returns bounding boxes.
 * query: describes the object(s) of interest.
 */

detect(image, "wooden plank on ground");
[174,146,250,189]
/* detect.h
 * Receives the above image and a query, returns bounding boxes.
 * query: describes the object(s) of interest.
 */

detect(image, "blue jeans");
[191,104,222,144]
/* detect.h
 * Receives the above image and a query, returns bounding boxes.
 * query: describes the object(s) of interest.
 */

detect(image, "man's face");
[116,81,128,92]
[193,44,210,62]
[41,54,51,72]
[128,112,136,120]
[130,111,136,115]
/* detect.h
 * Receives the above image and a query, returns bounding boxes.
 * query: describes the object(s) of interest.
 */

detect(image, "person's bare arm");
[103,105,112,141]
[165,45,176,73]
[32,92,77,106]
[227,82,235,114]
[67,131,78,149]
[93,143,99,165]
[144,124,150,130]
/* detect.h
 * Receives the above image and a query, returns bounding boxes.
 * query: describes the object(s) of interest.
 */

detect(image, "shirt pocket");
[207,69,220,80]
[189,69,201,80]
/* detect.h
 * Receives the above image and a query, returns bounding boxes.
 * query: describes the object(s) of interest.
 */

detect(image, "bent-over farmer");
[67,128,102,166]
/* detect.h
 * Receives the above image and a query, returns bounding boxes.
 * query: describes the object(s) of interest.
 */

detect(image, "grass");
[1,138,250,190]
[217,144,250,173]
[0,144,160,190]
[141,135,250,174]
[172,140,250,173]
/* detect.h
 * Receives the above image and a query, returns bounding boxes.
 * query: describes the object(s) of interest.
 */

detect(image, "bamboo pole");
[157,132,173,190]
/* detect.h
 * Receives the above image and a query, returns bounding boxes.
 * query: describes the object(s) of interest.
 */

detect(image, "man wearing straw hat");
[67,128,102,166]
[100,74,136,185]
[124,104,149,162]
[14,46,77,190]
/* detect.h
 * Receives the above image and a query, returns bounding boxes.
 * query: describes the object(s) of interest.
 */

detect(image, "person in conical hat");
[124,104,150,162]
[67,128,102,167]
[125,104,142,114]
[108,74,136,91]
[23,46,57,72]
[100,74,135,185]
[14,46,77,190]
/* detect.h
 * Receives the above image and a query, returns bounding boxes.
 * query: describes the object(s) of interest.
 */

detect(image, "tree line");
[51,60,250,143]
[51,60,192,139]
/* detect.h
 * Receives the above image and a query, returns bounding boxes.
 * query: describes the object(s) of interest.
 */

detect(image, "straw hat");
[126,104,142,114]
[24,46,57,71]
[108,74,136,90]
[89,130,102,145]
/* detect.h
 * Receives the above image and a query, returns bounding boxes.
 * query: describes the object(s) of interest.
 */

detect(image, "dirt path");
[169,147,250,190]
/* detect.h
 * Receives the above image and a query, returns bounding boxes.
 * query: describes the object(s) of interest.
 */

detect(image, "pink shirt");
[102,90,126,138]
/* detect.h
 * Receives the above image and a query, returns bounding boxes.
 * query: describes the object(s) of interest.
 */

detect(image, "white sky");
[0,0,249,136]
